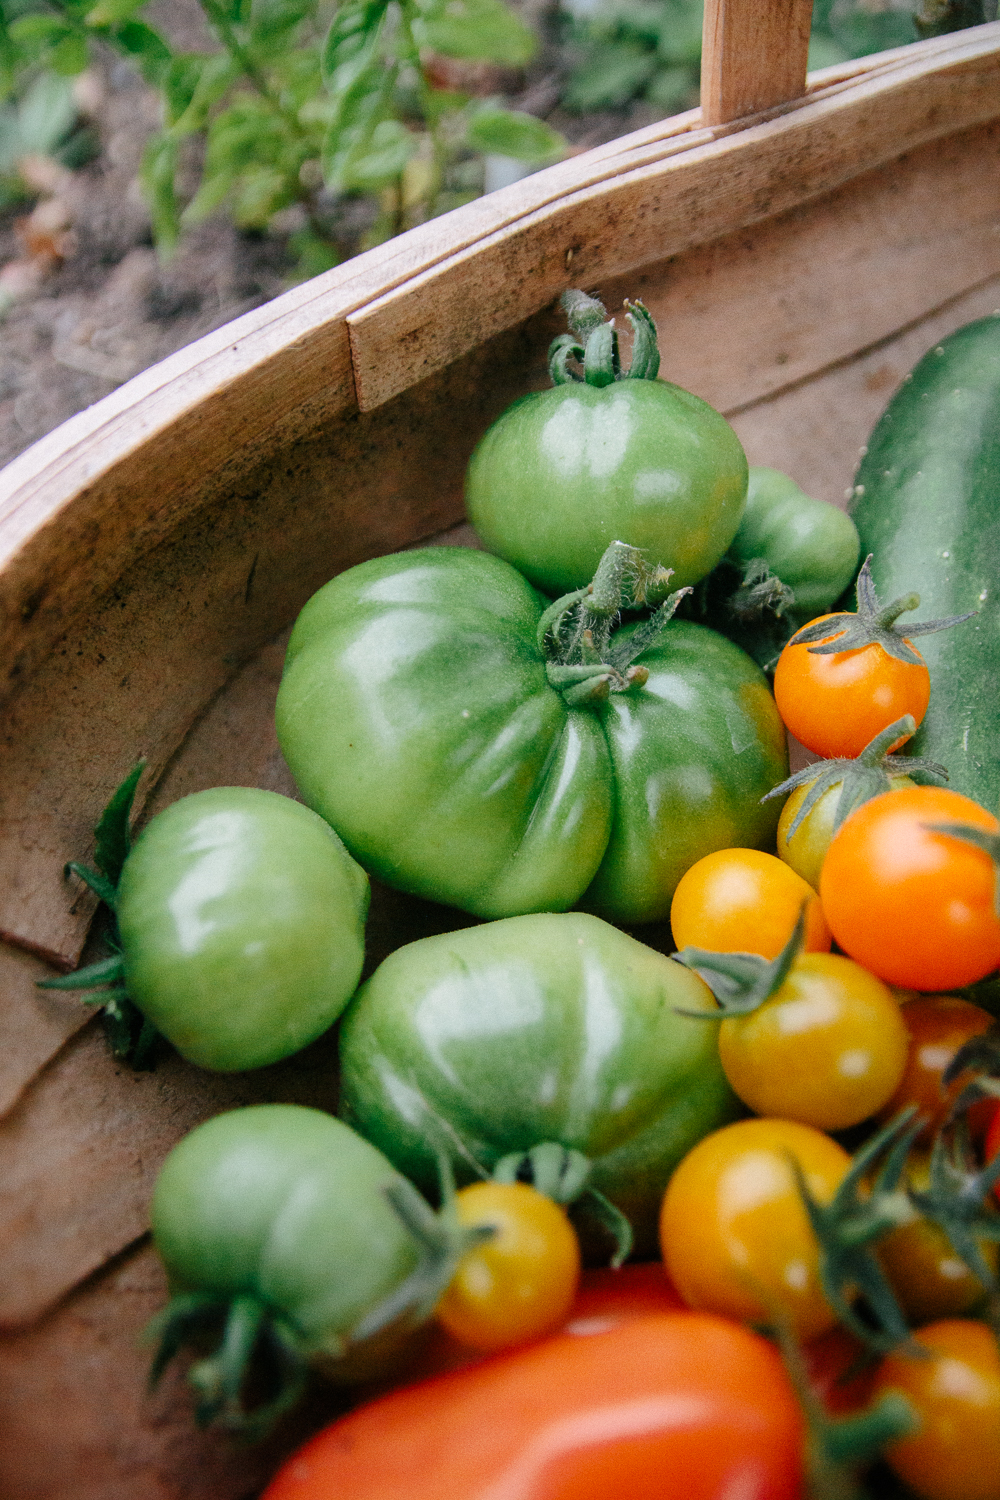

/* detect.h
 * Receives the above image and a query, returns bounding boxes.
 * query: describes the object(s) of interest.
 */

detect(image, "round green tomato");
[338,912,740,1256]
[730,468,861,618]
[465,381,749,596]
[275,548,786,926]
[117,787,368,1071]
[153,1106,420,1353]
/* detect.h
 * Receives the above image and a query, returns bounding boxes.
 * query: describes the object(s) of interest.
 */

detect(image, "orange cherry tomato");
[659,1117,850,1339]
[777,772,915,891]
[670,847,831,957]
[876,994,995,1142]
[773,619,929,759]
[435,1182,580,1352]
[874,1319,1000,1500]
[262,1313,806,1500]
[819,787,1000,991]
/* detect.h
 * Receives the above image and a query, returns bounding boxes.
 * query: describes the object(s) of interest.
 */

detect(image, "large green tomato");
[150,1105,440,1427]
[338,912,740,1256]
[275,545,787,926]
[465,367,748,598]
[116,787,368,1070]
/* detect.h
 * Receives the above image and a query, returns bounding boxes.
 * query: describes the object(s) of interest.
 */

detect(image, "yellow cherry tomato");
[659,1117,850,1339]
[777,774,915,891]
[670,847,831,957]
[435,1181,580,1352]
[717,952,908,1130]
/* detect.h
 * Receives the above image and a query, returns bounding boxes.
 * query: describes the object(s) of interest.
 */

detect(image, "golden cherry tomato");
[670,847,830,957]
[659,1117,850,1339]
[773,621,929,760]
[777,774,915,891]
[717,952,908,1131]
[435,1182,580,1352]
[820,787,1000,991]
[875,1320,1000,1500]
[877,1152,998,1324]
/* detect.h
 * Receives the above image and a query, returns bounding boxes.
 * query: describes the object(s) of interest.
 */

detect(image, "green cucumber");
[849,313,1000,812]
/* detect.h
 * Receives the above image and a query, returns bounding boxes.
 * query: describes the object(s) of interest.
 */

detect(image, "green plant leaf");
[84,0,149,26]
[165,51,239,133]
[466,106,563,163]
[416,0,536,64]
[331,114,416,192]
[110,19,172,82]
[48,29,89,72]
[139,132,181,252]
[8,13,74,48]
[321,0,390,87]
[563,41,656,111]
[16,69,77,154]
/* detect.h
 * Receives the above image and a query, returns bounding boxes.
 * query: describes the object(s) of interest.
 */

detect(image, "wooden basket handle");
[701,0,815,124]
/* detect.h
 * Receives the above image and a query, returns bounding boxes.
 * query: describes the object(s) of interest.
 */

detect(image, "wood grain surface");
[701,0,814,123]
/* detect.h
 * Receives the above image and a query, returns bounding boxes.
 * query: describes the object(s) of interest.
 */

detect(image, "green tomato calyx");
[147,1291,307,1439]
[538,540,690,707]
[36,760,160,1067]
[492,1142,634,1267]
[789,555,975,666]
[906,1120,1000,1298]
[549,290,661,387]
[349,1162,496,1346]
[674,905,807,1019]
[763,715,949,842]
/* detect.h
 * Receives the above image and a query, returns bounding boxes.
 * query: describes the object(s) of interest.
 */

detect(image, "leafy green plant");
[0,0,565,276]
[559,0,996,118]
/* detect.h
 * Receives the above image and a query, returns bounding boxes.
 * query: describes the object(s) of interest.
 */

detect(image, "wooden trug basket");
[0,0,999,1491]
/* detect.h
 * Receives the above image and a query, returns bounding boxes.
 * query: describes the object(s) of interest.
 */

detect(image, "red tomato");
[819,787,1000,991]
[773,619,929,759]
[262,1314,805,1500]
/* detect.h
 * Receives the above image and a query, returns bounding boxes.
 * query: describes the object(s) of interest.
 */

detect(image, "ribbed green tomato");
[116,787,368,1070]
[338,912,739,1256]
[275,547,787,926]
[466,379,748,597]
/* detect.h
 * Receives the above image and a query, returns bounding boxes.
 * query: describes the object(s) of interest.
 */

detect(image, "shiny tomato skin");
[819,787,1000,991]
[717,953,908,1130]
[659,1117,850,1339]
[777,774,915,892]
[670,847,831,957]
[436,1183,581,1353]
[261,1313,805,1500]
[389,1263,687,1387]
[116,787,369,1070]
[773,621,929,759]
[465,380,749,597]
[876,994,995,1142]
[876,1151,998,1323]
[874,1320,1000,1500]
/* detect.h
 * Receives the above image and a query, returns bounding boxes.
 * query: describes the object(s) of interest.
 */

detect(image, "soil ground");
[0,0,659,471]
